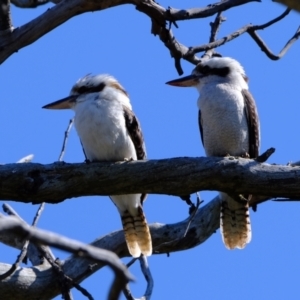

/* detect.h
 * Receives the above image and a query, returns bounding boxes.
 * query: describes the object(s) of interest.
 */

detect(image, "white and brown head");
[42,74,131,110]
[166,57,249,92]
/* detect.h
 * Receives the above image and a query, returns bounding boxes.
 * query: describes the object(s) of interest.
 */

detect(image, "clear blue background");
[1,1,300,299]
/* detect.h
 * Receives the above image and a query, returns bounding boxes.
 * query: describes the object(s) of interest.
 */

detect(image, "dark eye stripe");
[196,64,230,77]
[76,82,106,94]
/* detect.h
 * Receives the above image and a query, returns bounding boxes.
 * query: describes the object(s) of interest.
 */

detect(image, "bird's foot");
[115,157,134,165]
[124,157,134,162]
[241,152,250,158]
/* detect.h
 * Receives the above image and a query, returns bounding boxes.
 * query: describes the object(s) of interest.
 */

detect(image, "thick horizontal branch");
[1,157,300,203]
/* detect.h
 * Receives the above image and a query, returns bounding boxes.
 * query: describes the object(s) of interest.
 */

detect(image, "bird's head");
[166,57,248,92]
[42,74,130,110]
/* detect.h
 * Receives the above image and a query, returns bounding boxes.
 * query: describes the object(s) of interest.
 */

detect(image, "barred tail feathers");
[134,206,152,256]
[120,207,152,257]
[220,193,251,250]
[111,193,152,257]
[121,211,141,257]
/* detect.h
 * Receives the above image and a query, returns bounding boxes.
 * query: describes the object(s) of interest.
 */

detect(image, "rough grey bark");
[0,214,135,300]
[1,157,300,203]
[0,196,220,299]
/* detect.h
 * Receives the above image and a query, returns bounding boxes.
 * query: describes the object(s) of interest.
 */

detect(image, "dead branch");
[123,255,153,300]
[58,118,74,162]
[0,0,298,75]
[0,201,46,279]
[11,0,53,8]
[0,215,133,300]
[0,196,220,299]
[1,203,54,266]
[0,188,295,299]
[187,8,300,60]
[1,157,300,203]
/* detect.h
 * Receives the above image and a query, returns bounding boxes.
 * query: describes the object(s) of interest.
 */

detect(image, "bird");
[166,57,260,250]
[42,74,152,257]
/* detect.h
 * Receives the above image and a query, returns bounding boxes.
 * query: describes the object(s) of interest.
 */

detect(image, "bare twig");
[188,8,299,61]
[202,12,226,60]
[0,214,134,299]
[0,239,30,280]
[32,203,45,226]
[256,147,275,163]
[123,282,135,300]
[248,24,300,60]
[139,256,153,300]
[2,203,55,265]
[2,203,22,219]
[58,118,74,162]
[209,12,226,43]
[37,222,94,299]
[184,193,203,237]
[42,253,74,300]
[123,255,153,300]
[0,202,46,280]
[73,282,94,300]
[126,258,138,269]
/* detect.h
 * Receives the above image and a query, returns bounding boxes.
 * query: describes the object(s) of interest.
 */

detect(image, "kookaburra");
[166,57,260,250]
[43,74,152,257]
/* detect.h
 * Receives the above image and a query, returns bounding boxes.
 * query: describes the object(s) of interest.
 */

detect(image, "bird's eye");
[76,82,106,94]
[201,66,210,74]
[196,64,210,75]
[77,86,89,94]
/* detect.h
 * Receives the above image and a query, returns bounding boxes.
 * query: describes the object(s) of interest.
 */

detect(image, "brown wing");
[242,89,260,158]
[123,106,147,160]
[198,110,204,147]
[123,106,147,203]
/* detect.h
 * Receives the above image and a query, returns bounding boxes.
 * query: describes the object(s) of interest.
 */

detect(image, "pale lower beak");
[165,74,199,87]
[42,95,77,109]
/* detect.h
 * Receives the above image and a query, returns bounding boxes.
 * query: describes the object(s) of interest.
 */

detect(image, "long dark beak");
[42,95,77,109]
[166,74,199,87]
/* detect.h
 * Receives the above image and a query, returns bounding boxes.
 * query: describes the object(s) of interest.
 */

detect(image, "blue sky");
[1,1,300,299]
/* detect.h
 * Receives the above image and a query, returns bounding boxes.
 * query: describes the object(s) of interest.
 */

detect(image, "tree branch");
[1,157,300,203]
[11,0,53,8]
[0,187,294,299]
[0,196,220,299]
[1,203,54,266]
[0,215,134,300]
[123,255,153,300]
[188,8,299,60]
[0,0,260,65]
